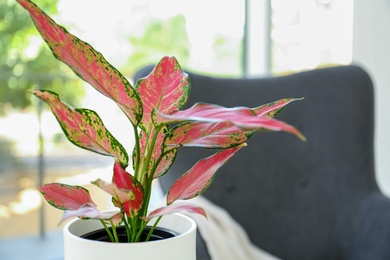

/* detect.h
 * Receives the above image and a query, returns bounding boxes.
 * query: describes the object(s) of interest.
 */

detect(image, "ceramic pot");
[63,212,197,260]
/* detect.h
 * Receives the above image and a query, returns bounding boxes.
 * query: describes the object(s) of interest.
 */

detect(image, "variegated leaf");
[105,212,124,227]
[155,102,306,140]
[134,128,177,178]
[141,203,206,221]
[167,144,245,205]
[61,203,120,223]
[112,162,144,217]
[136,56,190,131]
[38,183,95,211]
[17,0,142,125]
[91,178,133,205]
[253,97,303,118]
[32,90,129,166]
[165,98,306,148]
[165,121,250,149]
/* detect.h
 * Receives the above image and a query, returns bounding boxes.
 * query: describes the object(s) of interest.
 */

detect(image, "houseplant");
[17,0,305,258]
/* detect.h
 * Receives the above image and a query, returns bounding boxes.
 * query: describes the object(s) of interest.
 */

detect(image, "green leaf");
[32,89,129,166]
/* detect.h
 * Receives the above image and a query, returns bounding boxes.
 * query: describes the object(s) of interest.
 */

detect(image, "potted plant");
[17,0,305,259]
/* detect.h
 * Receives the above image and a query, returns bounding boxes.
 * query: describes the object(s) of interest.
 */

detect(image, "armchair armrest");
[351,193,390,260]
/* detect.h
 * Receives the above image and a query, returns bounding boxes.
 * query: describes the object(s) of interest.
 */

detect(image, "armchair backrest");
[134,65,379,260]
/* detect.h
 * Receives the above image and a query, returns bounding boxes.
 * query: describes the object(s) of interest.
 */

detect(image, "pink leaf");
[107,212,124,226]
[156,102,306,140]
[17,0,142,125]
[136,56,190,130]
[154,149,177,178]
[134,128,177,178]
[253,98,303,117]
[91,178,133,205]
[141,203,206,221]
[61,204,120,223]
[38,183,95,211]
[32,90,129,166]
[167,144,245,205]
[166,121,250,149]
[112,162,144,217]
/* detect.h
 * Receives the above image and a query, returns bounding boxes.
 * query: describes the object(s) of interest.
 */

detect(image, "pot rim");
[63,210,197,246]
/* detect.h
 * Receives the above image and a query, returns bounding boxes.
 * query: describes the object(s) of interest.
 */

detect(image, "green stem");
[135,220,148,242]
[145,216,163,242]
[139,124,164,216]
[100,219,115,242]
[122,215,132,243]
[133,125,141,180]
[110,220,119,242]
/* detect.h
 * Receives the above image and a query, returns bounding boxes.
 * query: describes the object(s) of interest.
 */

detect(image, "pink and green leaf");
[156,102,305,140]
[38,183,95,211]
[91,178,134,205]
[136,56,190,131]
[141,203,206,222]
[106,212,124,227]
[134,128,177,178]
[165,121,251,149]
[253,98,303,118]
[32,90,129,166]
[61,204,120,223]
[165,98,306,148]
[112,162,144,217]
[17,0,142,125]
[167,144,245,205]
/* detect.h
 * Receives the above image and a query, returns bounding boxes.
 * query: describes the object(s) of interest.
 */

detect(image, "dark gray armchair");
[134,65,390,260]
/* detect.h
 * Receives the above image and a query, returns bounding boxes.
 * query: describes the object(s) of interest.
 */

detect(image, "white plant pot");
[63,212,197,260]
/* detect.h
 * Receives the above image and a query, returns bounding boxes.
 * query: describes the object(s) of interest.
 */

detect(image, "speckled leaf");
[106,212,123,226]
[61,204,120,223]
[165,121,250,149]
[165,98,305,148]
[253,98,303,118]
[32,90,129,166]
[134,128,177,178]
[17,0,142,125]
[136,56,190,130]
[92,178,134,205]
[112,162,144,217]
[167,144,245,205]
[38,183,94,211]
[141,203,206,221]
[155,102,305,140]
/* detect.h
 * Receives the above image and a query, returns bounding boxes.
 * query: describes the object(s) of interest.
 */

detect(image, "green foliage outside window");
[0,0,85,114]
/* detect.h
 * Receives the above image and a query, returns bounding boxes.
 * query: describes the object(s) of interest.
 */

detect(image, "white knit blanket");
[181,196,281,260]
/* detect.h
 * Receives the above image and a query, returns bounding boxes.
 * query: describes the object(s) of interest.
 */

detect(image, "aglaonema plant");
[18,0,305,243]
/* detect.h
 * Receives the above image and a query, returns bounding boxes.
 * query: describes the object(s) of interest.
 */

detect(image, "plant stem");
[145,216,163,242]
[100,219,115,242]
[133,124,141,180]
[122,215,132,242]
[135,220,148,242]
[139,124,164,217]
[110,220,119,242]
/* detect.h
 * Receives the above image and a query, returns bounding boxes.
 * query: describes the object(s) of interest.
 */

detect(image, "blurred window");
[0,0,353,239]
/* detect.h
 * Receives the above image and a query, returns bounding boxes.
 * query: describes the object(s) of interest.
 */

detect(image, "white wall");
[353,0,390,195]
